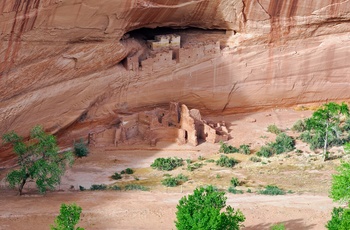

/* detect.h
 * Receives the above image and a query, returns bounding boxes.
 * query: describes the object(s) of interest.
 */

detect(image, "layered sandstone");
[1,0,350,143]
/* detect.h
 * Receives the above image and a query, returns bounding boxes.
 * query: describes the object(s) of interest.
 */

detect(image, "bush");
[74,139,89,158]
[51,203,84,230]
[326,206,350,230]
[230,177,240,187]
[239,144,250,155]
[271,223,286,230]
[121,168,134,174]
[256,145,274,158]
[176,174,189,182]
[151,157,183,171]
[330,161,350,202]
[300,131,324,150]
[228,187,244,194]
[216,155,238,168]
[90,184,107,190]
[110,185,121,191]
[187,162,203,171]
[219,141,239,154]
[79,186,86,191]
[111,172,122,180]
[249,156,262,162]
[292,120,306,132]
[162,177,178,187]
[258,185,285,195]
[175,185,245,230]
[205,159,215,163]
[267,124,281,135]
[124,184,149,191]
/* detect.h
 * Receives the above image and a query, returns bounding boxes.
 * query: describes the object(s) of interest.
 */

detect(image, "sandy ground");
[0,108,343,229]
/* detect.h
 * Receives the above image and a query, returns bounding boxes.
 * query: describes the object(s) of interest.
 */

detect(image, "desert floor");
[0,108,345,230]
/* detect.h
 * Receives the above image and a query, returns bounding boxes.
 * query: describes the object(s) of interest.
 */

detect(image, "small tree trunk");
[18,175,28,195]
[323,123,329,161]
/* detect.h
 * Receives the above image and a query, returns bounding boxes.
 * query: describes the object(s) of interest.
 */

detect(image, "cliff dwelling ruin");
[88,102,229,147]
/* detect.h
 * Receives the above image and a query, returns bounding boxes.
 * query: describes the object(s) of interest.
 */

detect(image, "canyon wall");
[1,0,350,140]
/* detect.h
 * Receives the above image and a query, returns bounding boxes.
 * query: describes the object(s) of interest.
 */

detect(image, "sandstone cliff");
[1,0,350,141]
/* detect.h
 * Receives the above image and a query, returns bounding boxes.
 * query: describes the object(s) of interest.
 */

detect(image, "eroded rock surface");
[1,0,350,143]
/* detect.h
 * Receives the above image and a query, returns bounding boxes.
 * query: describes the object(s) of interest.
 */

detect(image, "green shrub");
[51,203,84,230]
[79,186,86,191]
[258,185,285,195]
[176,174,189,182]
[230,177,240,187]
[151,157,183,171]
[186,159,192,164]
[205,159,215,163]
[239,144,250,155]
[111,172,122,180]
[272,133,295,154]
[330,161,350,202]
[187,162,203,171]
[121,168,134,174]
[256,145,274,158]
[271,223,286,230]
[162,177,178,187]
[198,155,205,161]
[216,155,238,168]
[267,124,281,134]
[247,188,252,193]
[249,156,262,162]
[228,187,244,194]
[110,185,122,191]
[219,141,239,154]
[90,184,107,190]
[175,185,245,230]
[74,139,89,158]
[326,206,350,230]
[292,120,306,132]
[124,184,149,191]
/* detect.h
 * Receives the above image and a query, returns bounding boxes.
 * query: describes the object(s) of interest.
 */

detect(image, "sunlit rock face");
[0,0,350,141]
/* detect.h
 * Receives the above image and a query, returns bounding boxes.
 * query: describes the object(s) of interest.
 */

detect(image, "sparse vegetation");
[249,156,262,162]
[292,120,306,132]
[151,157,183,171]
[271,223,286,230]
[121,168,134,174]
[216,155,238,168]
[239,144,251,155]
[74,139,89,158]
[3,125,74,195]
[110,185,122,191]
[162,174,189,187]
[219,141,239,154]
[228,187,244,194]
[175,185,245,230]
[267,124,282,135]
[51,203,84,230]
[111,172,122,180]
[187,162,203,171]
[90,184,107,190]
[230,177,240,187]
[124,184,149,191]
[256,133,295,158]
[258,185,285,195]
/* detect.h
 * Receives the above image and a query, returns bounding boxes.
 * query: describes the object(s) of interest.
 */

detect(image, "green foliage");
[247,189,252,193]
[121,168,134,174]
[292,120,306,132]
[51,203,84,230]
[198,155,205,161]
[205,159,216,163]
[151,157,183,171]
[111,172,122,180]
[161,174,188,187]
[230,177,240,187]
[216,155,238,168]
[110,185,122,191]
[256,133,295,158]
[326,206,350,230]
[302,102,349,159]
[73,139,89,158]
[258,185,285,195]
[79,186,86,191]
[344,143,350,154]
[219,141,239,154]
[249,156,262,162]
[228,187,244,194]
[256,146,274,158]
[330,161,350,202]
[271,223,286,230]
[124,184,149,191]
[175,185,245,230]
[239,144,250,155]
[90,184,107,190]
[267,124,281,135]
[3,125,74,195]
[187,162,203,171]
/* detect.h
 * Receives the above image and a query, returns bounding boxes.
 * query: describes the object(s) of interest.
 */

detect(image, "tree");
[304,102,349,161]
[175,185,245,230]
[3,125,74,195]
[51,203,84,230]
[326,206,350,230]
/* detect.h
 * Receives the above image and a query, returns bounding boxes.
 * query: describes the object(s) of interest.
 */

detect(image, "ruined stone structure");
[147,34,181,51]
[88,102,228,147]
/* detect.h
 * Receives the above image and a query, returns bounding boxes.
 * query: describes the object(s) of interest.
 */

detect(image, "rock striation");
[1,0,350,144]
